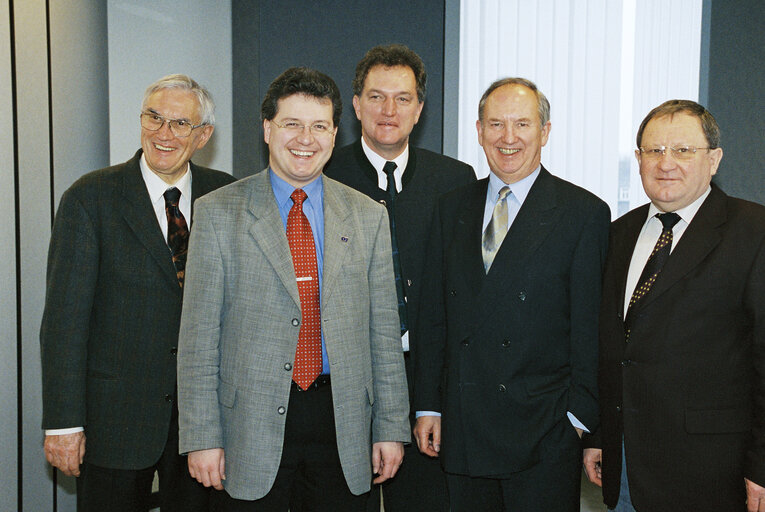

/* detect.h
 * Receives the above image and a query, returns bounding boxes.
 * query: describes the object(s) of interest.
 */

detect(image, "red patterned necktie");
[163,187,189,287]
[286,189,322,389]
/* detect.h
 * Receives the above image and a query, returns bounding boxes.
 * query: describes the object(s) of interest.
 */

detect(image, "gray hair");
[142,74,215,125]
[478,77,550,127]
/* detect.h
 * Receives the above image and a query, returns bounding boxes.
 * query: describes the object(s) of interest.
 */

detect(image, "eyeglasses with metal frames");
[270,119,335,136]
[638,145,712,161]
[140,111,207,138]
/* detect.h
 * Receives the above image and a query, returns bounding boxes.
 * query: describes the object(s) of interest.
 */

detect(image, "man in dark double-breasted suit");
[40,74,235,512]
[413,78,610,512]
[583,100,765,512]
[325,44,475,512]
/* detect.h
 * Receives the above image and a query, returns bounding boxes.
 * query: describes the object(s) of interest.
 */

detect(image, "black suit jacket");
[593,185,765,511]
[414,167,610,476]
[325,140,475,399]
[40,149,235,470]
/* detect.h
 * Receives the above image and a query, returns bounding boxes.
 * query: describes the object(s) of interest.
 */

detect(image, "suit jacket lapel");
[321,177,351,308]
[246,170,302,309]
[453,179,488,294]
[610,206,649,316]
[636,187,726,310]
[119,153,181,291]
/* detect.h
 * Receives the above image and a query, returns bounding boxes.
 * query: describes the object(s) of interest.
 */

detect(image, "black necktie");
[625,212,681,338]
[163,187,189,287]
[383,161,408,336]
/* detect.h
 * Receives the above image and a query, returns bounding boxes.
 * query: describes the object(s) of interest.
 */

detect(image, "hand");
[413,415,441,457]
[44,432,86,477]
[188,448,226,490]
[582,448,602,487]
[371,442,404,484]
[746,478,765,512]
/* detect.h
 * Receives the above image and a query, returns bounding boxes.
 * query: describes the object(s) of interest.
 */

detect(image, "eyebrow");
[366,88,414,97]
[145,108,192,123]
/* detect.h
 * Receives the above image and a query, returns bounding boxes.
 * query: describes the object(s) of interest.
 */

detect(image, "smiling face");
[476,84,550,184]
[637,112,723,211]
[140,88,213,184]
[353,65,424,160]
[263,93,337,188]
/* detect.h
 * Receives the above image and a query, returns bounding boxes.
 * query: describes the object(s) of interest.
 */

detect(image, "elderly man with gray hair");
[40,74,235,511]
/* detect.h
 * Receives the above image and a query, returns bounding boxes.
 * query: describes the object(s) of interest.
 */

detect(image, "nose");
[657,150,677,169]
[156,119,174,138]
[296,125,315,144]
[381,97,396,116]
[500,124,516,143]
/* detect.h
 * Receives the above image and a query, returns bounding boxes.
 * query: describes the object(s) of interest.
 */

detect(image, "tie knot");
[497,186,511,201]
[657,212,681,231]
[291,188,307,205]
[164,187,181,206]
[383,161,397,176]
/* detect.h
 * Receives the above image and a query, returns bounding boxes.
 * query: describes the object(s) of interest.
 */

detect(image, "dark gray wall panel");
[706,0,765,205]
[232,0,446,176]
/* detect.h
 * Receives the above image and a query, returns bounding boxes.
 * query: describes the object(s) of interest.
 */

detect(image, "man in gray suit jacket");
[40,74,235,511]
[178,67,410,510]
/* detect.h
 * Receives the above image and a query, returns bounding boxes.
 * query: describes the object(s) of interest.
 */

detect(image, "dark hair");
[261,67,342,126]
[352,44,427,102]
[478,77,550,126]
[636,99,720,148]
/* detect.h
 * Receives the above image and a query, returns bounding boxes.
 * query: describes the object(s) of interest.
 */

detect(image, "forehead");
[642,112,705,142]
[276,93,333,120]
[363,65,417,91]
[145,88,200,119]
[485,84,538,118]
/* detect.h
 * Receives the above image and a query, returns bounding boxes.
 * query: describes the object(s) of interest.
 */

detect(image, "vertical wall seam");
[8,0,22,509]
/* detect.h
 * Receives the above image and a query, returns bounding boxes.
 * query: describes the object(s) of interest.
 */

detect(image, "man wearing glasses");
[177,67,409,510]
[583,100,765,512]
[40,74,234,511]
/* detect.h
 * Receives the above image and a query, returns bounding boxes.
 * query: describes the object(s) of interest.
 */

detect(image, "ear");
[634,148,641,163]
[263,119,271,145]
[708,147,723,176]
[540,121,551,147]
[352,95,362,121]
[412,100,424,125]
[195,125,214,149]
[476,119,484,147]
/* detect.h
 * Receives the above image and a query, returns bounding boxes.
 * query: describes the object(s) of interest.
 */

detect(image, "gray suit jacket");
[177,170,410,500]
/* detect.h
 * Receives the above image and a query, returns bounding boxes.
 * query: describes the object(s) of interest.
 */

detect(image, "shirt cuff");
[45,427,84,435]
[401,330,409,352]
[567,411,589,433]
[415,411,441,418]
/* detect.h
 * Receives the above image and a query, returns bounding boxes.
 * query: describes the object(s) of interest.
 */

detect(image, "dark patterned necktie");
[163,187,189,287]
[286,189,322,390]
[625,212,681,338]
[383,161,409,336]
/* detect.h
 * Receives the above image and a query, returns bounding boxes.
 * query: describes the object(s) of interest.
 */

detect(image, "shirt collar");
[488,165,541,205]
[268,169,324,210]
[646,186,711,225]
[360,136,409,174]
[140,153,191,202]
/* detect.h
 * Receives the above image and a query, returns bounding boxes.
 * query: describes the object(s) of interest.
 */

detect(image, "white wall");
[107,0,233,173]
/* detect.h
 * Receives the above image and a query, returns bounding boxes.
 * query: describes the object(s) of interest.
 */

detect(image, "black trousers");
[213,380,368,512]
[445,418,582,512]
[366,353,449,512]
[76,404,210,512]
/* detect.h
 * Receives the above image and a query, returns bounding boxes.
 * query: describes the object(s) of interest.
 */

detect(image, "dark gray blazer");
[40,149,235,470]
[414,167,610,476]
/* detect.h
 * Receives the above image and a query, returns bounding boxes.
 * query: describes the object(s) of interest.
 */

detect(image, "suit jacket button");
[407,279,412,287]
[461,339,469,346]
[292,318,300,326]
[518,291,527,301]
[502,339,511,347]
[170,346,178,355]
[616,405,622,412]
[379,199,387,206]
[620,359,632,367]
[498,384,507,392]
[164,394,173,402]
[284,363,292,371]
[277,406,286,415]
[450,290,457,296]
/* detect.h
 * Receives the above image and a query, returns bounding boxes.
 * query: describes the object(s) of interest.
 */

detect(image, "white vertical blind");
[458,0,703,216]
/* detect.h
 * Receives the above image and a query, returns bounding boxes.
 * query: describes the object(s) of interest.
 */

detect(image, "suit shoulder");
[60,160,136,202]
[549,173,607,207]
[324,175,385,211]
[192,165,236,188]
[413,146,475,176]
[723,195,765,234]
